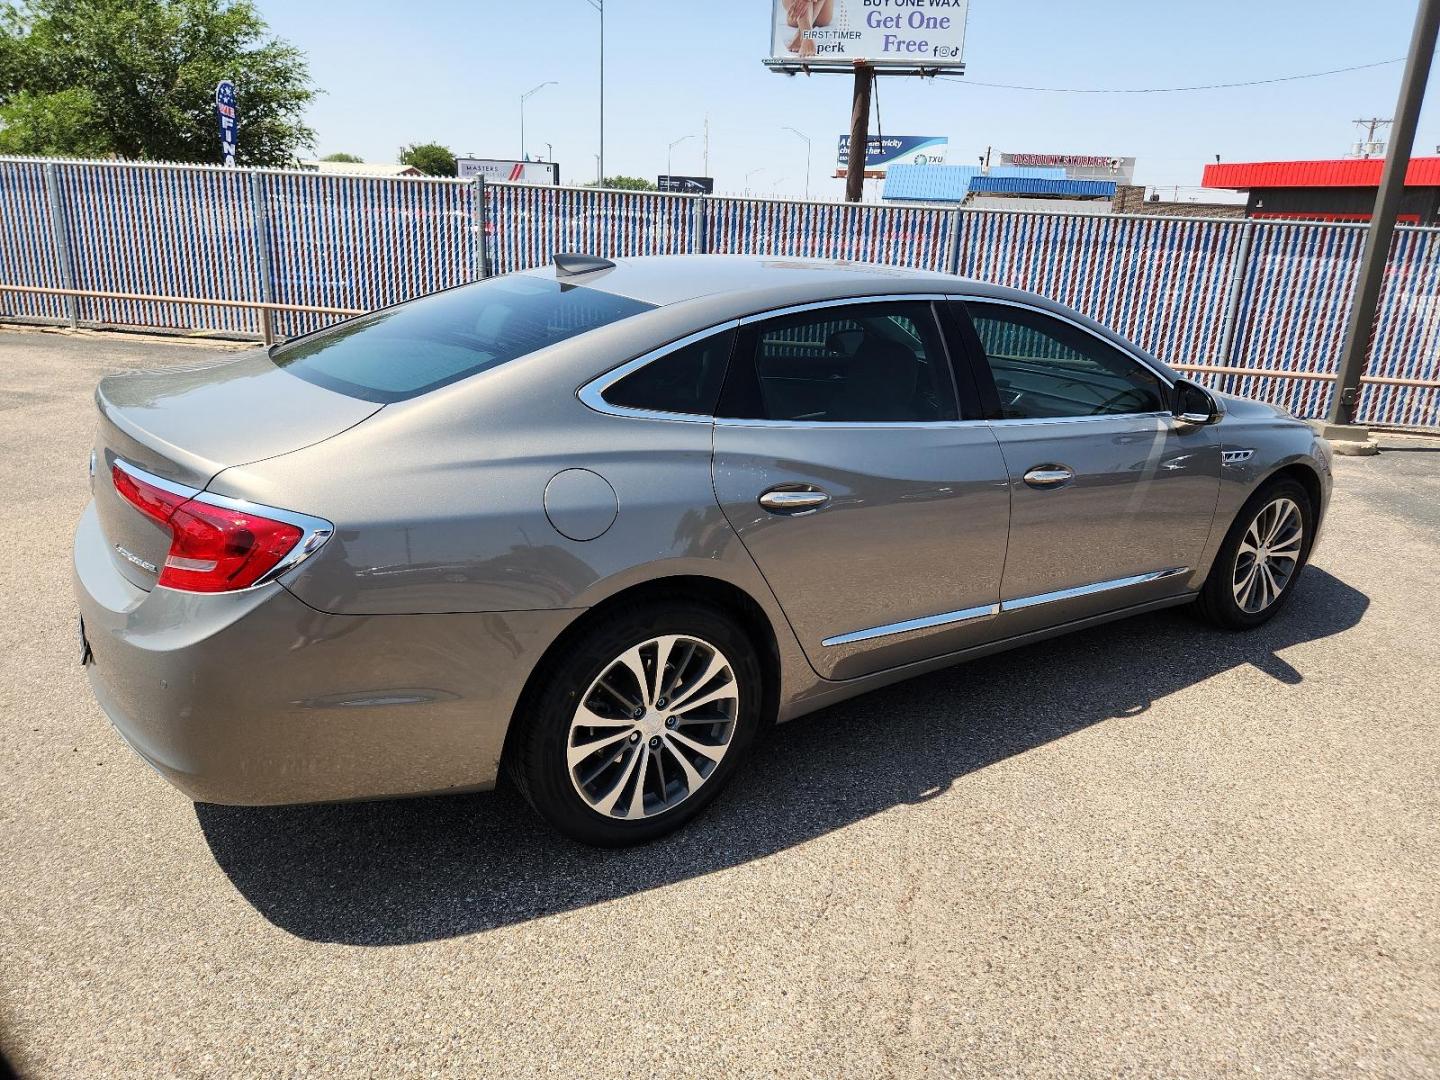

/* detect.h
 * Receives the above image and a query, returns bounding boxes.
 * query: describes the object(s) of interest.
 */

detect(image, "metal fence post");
[44,163,79,328]
[1216,221,1256,393]
[473,176,490,279]
[690,196,709,254]
[945,208,966,277]
[248,170,276,344]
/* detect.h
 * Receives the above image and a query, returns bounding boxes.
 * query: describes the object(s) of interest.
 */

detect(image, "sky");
[255,0,1440,201]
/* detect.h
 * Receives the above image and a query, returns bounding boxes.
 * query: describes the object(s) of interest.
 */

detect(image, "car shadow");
[196,568,1367,945]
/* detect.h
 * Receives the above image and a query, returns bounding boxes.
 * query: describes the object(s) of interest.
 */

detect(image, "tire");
[1193,477,1314,630]
[509,601,763,846]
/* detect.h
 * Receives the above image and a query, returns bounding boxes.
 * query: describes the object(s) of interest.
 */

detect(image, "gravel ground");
[1,326,1437,1079]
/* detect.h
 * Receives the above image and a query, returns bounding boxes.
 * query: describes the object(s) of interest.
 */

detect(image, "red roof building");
[1201,158,1440,224]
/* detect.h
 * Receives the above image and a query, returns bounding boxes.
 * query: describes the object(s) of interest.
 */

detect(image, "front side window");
[601,328,737,416]
[273,276,656,403]
[965,302,1166,420]
[719,302,957,423]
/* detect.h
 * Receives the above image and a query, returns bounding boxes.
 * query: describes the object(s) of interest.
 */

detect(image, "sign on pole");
[766,0,968,74]
[456,158,560,185]
[215,80,238,167]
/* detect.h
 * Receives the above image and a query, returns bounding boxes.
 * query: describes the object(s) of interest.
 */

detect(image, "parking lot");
[1,325,1436,1078]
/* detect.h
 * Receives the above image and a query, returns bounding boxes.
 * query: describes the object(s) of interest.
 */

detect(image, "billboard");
[767,0,968,72]
[456,158,559,185]
[1000,152,1136,185]
[836,135,948,178]
[657,175,715,194]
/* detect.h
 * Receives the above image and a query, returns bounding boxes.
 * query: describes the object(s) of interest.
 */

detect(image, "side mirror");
[1172,378,1220,425]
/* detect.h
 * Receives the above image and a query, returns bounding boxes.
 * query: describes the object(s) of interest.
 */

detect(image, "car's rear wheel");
[1194,477,1314,630]
[509,602,763,846]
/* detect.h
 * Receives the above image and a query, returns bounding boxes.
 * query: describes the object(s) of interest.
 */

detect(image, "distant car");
[74,255,1332,845]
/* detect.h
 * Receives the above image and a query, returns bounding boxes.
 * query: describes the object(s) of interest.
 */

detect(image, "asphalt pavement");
[1,326,1436,1078]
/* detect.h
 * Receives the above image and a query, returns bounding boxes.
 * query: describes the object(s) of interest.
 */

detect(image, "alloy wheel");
[1232,496,1304,614]
[567,635,740,820]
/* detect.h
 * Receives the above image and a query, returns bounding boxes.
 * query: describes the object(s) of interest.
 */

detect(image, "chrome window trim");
[1001,566,1190,612]
[737,293,952,326]
[821,603,1000,648]
[953,295,1177,423]
[823,567,1191,648]
[986,410,1174,429]
[111,458,335,592]
[577,320,741,424]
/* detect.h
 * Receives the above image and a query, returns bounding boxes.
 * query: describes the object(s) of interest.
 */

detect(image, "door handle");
[758,487,830,513]
[1022,465,1074,490]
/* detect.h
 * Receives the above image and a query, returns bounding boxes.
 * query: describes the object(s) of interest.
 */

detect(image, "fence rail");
[1,156,1437,429]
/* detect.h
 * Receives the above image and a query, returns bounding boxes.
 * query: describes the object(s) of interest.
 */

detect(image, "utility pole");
[1324,0,1440,440]
[1353,116,1393,157]
[845,63,875,203]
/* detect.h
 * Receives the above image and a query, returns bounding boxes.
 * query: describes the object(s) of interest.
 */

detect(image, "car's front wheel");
[1194,477,1314,629]
[509,602,763,846]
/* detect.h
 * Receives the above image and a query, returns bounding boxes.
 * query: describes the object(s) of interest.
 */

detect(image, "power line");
[936,57,1403,94]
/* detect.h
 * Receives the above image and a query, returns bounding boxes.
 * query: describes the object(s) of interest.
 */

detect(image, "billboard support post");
[846,64,874,204]
[1324,0,1440,435]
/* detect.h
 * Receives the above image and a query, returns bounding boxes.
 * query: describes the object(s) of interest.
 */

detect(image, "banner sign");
[214,80,238,167]
[657,175,715,195]
[836,135,948,178]
[767,0,968,72]
[456,158,560,185]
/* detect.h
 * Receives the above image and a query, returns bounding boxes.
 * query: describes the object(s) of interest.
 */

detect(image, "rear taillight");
[111,463,316,593]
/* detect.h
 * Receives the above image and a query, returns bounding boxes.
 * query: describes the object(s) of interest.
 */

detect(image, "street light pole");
[520,80,557,162]
[1325,0,1440,437]
[744,167,765,196]
[582,0,605,182]
[783,126,812,200]
[668,134,695,180]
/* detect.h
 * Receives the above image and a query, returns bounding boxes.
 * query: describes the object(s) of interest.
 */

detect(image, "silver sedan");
[74,255,1332,845]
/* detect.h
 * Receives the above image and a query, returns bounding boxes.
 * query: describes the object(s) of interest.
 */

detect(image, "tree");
[321,152,363,163]
[399,142,456,177]
[0,0,316,164]
[589,176,656,191]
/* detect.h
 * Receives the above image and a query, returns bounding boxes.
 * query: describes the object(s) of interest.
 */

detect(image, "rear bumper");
[73,500,579,805]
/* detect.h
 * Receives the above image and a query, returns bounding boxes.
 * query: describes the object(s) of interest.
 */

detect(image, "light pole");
[520,81,556,161]
[582,0,605,182]
[783,126,812,200]
[668,134,695,180]
[772,177,789,196]
[545,142,553,163]
[745,167,765,196]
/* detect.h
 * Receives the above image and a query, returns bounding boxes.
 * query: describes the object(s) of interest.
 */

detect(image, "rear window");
[271,276,655,402]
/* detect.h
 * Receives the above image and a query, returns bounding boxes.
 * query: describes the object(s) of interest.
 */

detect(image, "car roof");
[519,255,975,309]
[513,255,1180,384]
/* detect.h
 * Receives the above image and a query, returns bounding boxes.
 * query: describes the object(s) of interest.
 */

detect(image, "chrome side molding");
[822,567,1191,647]
[1000,566,1190,613]
[821,603,1000,647]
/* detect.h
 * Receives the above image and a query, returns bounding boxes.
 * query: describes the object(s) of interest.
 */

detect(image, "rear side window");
[272,276,655,402]
[601,329,736,416]
[718,302,958,423]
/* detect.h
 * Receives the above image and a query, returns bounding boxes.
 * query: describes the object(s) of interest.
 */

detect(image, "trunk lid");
[93,349,381,590]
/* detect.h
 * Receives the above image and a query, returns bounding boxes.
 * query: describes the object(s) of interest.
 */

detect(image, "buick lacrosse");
[75,255,1332,845]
